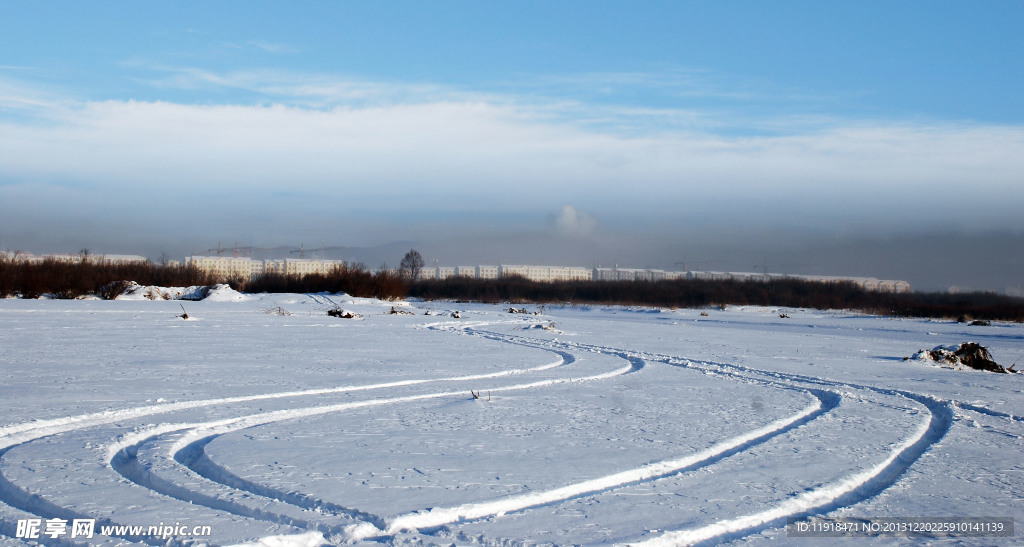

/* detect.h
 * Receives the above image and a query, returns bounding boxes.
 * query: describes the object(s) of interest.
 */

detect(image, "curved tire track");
[624,353,956,546]
[133,325,838,543]
[0,319,571,544]
[633,395,952,546]
[102,330,639,540]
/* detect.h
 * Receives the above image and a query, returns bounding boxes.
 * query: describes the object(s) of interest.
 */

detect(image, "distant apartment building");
[682,270,911,293]
[496,265,594,282]
[1,252,148,265]
[523,266,554,282]
[278,258,345,277]
[802,276,911,293]
[593,267,667,282]
[455,266,477,278]
[498,265,530,279]
[550,266,592,281]
[477,265,500,279]
[187,256,345,281]
[462,263,910,292]
[186,256,262,280]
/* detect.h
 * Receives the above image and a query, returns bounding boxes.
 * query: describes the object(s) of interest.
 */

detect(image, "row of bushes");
[4,256,1022,320]
[0,256,407,301]
[0,257,219,299]
[408,276,1024,321]
[235,264,406,301]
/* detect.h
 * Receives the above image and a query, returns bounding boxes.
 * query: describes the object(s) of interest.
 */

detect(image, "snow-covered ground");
[0,292,1021,546]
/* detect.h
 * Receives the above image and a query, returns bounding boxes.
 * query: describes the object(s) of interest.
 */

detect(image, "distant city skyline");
[7,236,1020,297]
[1,2,1022,293]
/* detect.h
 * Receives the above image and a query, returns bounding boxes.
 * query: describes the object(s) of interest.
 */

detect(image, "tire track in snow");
[0,349,569,453]
[164,325,840,543]
[341,326,848,540]
[0,329,570,543]
[609,352,958,546]
[406,327,958,546]
[177,435,389,529]
[0,454,190,547]
[954,401,1023,423]
[361,389,837,540]
[98,335,630,541]
[631,393,952,546]
[306,293,336,308]
[108,378,638,537]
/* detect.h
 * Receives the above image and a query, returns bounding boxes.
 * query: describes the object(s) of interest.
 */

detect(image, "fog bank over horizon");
[2,97,1020,273]
[3,203,1021,295]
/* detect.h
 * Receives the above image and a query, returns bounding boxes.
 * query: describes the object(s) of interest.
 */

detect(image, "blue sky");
[1,1,1023,289]
[5,1,1021,121]
[3,2,1020,121]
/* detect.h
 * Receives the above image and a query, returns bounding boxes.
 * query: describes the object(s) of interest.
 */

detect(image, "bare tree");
[399,249,425,281]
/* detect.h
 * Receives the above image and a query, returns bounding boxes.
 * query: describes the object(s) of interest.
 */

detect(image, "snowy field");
[0,290,1022,546]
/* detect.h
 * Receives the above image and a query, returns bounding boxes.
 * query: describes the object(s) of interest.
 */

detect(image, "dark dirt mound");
[911,343,1009,373]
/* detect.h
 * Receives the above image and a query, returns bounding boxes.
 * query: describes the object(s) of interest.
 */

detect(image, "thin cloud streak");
[132,66,479,108]
[115,66,860,134]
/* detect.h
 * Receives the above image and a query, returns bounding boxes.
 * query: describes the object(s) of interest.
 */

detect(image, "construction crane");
[230,245,264,258]
[289,241,343,260]
[205,242,259,258]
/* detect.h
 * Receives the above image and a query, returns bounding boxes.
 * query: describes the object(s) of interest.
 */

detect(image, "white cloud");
[0,75,1022,237]
[243,40,303,54]
[0,78,66,112]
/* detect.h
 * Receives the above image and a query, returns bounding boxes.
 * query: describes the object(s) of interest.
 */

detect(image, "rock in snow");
[911,342,1010,373]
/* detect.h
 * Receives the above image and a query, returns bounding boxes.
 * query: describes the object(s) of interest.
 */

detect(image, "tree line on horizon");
[2,253,1023,321]
[406,275,1024,322]
[0,256,406,300]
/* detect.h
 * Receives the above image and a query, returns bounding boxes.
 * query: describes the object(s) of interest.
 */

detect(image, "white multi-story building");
[186,256,261,280]
[477,265,500,279]
[548,266,592,282]
[189,256,345,280]
[498,265,529,279]
[281,258,345,277]
[497,265,594,283]
[593,267,666,282]
[679,270,911,293]
[455,266,477,278]
[2,252,148,265]
[263,260,285,275]
[798,275,911,293]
